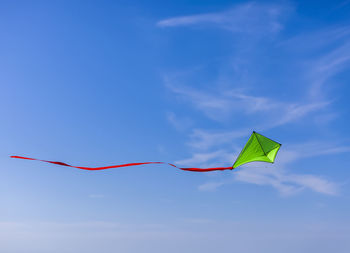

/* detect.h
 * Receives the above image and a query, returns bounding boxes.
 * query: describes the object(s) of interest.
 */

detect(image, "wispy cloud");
[167,82,330,127]
[187,128,250,150]
[166,82,234,121]
[271,101,330,127]
[198,181,227,192]
[162,18,350,128]
[287,141,350,158]
[308,41,350,98]
[281,26,350,52]
[166,111,193,131]
[281,25,350,98]
[234,165,338,196]
[161,5,348,130]
[175,149,235,168]
[157,2,290,35]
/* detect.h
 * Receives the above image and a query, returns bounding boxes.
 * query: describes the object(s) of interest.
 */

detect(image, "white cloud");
[187,128,250,150]
[166,111,193,131]
[167,82,330,128]
[234,165,338,196]
[271,101,330,127]
[309,42,350,98]
[281,26,350,52]
[198,181,226,192]
[157,2,290,35]
[287,141,350,158]
[175,149,235,168]
[166,83,233,121]
[281,26,350,99]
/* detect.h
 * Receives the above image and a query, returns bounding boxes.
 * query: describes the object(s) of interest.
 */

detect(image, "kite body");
[233,131,281,168]
[11,131,281,172]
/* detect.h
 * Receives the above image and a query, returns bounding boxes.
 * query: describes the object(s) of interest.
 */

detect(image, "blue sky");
[1,0,350,252]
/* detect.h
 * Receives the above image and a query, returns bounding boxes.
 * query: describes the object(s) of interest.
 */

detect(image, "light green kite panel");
[233,132,281,168]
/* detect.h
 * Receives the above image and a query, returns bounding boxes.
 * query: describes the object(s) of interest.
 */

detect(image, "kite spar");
[11,131,281,172]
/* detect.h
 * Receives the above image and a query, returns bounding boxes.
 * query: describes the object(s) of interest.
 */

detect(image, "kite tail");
[10,156,234,172]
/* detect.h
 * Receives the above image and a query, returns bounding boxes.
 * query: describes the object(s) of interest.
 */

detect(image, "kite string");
[10,156,233,172]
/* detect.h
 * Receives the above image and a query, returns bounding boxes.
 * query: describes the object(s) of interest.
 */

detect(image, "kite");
[10,131,281,172]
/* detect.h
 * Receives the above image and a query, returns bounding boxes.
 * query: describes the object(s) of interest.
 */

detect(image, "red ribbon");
[10,155,233,172]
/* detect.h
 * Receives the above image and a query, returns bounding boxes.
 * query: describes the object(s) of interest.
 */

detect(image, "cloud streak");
[157,2,290,35]
[187,128,250,150]
[234,165,338,196]
[175,149,235,168]
[167,82,330,127]
[308,41,350,98]
[166,111,193,131]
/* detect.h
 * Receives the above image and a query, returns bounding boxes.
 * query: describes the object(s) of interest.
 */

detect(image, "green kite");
[233,131,281,168]
[11,131,281,172]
